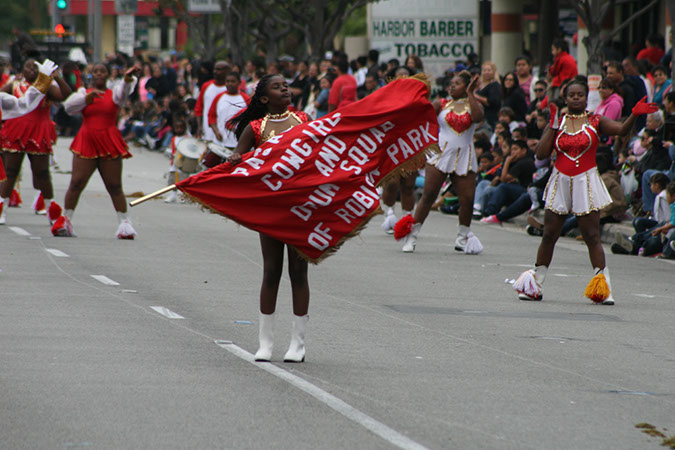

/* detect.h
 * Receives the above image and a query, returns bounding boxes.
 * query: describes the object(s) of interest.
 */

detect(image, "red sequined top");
[554,113,601,176]
[440,99,473,134]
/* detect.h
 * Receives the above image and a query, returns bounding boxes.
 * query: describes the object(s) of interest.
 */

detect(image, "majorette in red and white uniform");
[194,80,230,142]
[63,79,137,159]
[0,80,57,155]
[208,90,250,148]
[426,98,478,175]
[543,112,612,216]
[0,66,55,221]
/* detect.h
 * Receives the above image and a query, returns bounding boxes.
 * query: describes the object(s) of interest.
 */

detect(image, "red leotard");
[70,89,131,159]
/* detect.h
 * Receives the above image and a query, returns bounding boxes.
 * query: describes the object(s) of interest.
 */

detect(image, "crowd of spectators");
[1,30,674,257]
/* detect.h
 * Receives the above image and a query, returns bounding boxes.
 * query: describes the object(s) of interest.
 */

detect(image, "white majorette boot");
[254,312,275,361]
[514,265,547,301]
[402,223,421,253]
[116,212,137,239]
[284,314,308,363]
[380,205,397,235]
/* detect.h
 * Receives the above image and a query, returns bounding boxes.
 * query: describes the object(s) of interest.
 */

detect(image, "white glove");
[36,59,58,76]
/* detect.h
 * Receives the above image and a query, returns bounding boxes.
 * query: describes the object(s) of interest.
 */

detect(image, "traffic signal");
[56,0,68,11]
[55,24,65,35]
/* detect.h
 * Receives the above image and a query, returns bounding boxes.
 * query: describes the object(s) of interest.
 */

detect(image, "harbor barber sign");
[369,0,479,78]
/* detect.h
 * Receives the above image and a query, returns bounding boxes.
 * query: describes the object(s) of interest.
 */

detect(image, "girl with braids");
[52,63,141,238]
[514,80,657,304]
[0,58,71,225]
[396,71,485,254]
[227,74,312,363]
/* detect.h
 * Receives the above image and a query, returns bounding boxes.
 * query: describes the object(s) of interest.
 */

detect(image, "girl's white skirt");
[543,166,612,216]
[427,145,477,176]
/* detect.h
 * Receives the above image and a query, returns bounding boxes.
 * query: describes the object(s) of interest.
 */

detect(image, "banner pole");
[129,185,175,207]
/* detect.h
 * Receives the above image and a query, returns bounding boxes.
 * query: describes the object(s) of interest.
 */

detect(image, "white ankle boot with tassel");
[254,313,275,361]
[284,314,308,363]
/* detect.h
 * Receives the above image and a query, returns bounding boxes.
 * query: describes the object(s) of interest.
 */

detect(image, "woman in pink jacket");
[595,78,623,121]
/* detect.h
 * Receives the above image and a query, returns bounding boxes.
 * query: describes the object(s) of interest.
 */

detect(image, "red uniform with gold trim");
[0,80,57,154]
[70,89,131,159]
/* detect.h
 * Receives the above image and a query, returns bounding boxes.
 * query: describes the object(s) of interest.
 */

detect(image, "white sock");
[458,225,470,238]
[45,198,53,210]
[116,211,129,224]
[402,209,412,216]
[1,197,9,206]
[381,202,394,215]
[65,209,74,219]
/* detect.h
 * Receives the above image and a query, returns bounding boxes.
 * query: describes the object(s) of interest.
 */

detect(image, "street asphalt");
[1,137,674,449]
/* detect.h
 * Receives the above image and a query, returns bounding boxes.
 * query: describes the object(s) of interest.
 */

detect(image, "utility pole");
[88,0,102,61]
[667,0,675,82]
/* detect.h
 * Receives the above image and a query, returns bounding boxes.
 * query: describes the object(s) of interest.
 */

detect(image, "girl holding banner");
[395,71,484,255]
[227,74,311,363]
[51,63,140,238]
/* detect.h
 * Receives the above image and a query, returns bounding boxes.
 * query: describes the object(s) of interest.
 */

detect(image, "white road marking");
[45,248,69,257]
[8,226,30,236]
[90,275,120,286]
[215,341,429,450]
[150,306,185,319]
[632,293,656,298]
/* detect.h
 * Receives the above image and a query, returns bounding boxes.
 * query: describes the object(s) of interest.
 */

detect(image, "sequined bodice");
[554,113,601,176]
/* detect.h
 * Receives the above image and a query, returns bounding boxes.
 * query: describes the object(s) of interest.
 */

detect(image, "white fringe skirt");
[543,166,612,216]
[427,144,477,176]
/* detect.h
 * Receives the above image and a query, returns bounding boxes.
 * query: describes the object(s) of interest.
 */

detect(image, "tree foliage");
[159,0,375,64]
[572,0,660,74]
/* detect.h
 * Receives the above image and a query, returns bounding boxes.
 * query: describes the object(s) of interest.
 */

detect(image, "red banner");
[177,76,439,262]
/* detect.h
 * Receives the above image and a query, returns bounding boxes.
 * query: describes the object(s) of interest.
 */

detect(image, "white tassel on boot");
[514,265,547,301]
[402,223,421,253]
[254,312,275,361]
[463,231,483,255]
[284,314,308,363]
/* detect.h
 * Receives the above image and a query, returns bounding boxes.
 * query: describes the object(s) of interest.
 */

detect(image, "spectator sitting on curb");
[612,172,671,255]
[480,139,536,224]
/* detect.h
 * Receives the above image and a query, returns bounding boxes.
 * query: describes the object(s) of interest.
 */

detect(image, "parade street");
[1,138,674,450]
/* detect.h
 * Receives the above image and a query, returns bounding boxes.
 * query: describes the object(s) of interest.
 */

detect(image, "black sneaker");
[526,224,543,236]
[611,243,630,255]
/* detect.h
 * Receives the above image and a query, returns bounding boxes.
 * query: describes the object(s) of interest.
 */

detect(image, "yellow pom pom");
[584,273,610,303]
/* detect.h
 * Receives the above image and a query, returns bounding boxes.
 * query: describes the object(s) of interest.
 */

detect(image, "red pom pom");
[48,201,62,221]
[9,189,22,207]
[33,192,45,212]
[393,214,416,241]
[51,215,74,237]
